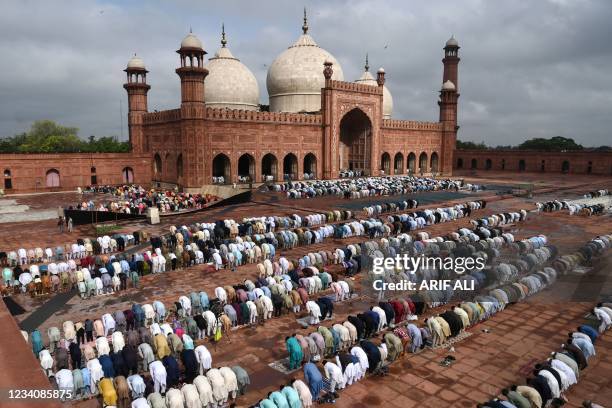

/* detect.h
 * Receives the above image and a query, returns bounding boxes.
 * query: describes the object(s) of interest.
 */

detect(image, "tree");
[0,120,129,153]
[456,140,488,150]
[518,136,583,151]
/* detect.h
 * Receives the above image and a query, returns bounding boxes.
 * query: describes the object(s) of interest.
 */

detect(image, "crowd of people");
[24,250,361,406]
[28,298,251,407]
[1,196,492,300]
[1,233,141,296]
[269,176,462,199]
[536,192,610,216]
[583,189,609,199]
[75,185,220,214]
[265,232,612,408]
[478,299,611,408]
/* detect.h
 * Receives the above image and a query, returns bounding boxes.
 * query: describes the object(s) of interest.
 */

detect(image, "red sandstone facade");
[1,39,460,194]
[0,153,151,193]
[454,149,612,176]
[134,39,460,192]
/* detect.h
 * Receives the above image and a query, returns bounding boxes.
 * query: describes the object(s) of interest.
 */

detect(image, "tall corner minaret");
[439,36,460,175]
[175,29,208,113]
[123,54,150,154]
[442,35,460,89]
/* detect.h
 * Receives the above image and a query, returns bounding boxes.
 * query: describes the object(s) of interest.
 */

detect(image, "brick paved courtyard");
[1,172,610,407]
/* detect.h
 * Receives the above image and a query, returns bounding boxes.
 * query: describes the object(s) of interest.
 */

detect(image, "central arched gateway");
[339,108,372,174]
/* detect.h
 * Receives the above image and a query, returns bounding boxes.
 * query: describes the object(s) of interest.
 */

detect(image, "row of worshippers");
[276,254,577,407]
[270,175,462,199]
[570,203,607,216]
[478,302,612,408]
[277,278,543,407]
[270,232,612,408]
[362,198,419,217]
[552,234,612,275]
[164,210,355,243]
[31,264,357,372]
[1,232,137,268]
[147,195,487,279]
[535,200,566,212]
[582,189,609,199]
[80,184,219,214]
[338,169,365,178]
[32,310,252,406]
[469,209,528,229]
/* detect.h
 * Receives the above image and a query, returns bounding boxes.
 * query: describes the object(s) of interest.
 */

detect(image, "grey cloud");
[0,0,610,146]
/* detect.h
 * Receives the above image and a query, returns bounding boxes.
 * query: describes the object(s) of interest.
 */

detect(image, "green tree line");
[458,136,610,151]
[0,120,129,153]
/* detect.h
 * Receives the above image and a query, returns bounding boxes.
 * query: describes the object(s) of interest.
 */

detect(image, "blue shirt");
[578,325,598,343]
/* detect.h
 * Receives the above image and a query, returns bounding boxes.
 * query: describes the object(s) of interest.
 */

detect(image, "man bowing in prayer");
[286,335,304,370]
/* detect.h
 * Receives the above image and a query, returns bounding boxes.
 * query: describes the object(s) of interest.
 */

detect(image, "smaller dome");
[355,58,393,119]
[445,35,459,47]
[127,54,145,69]
[442,80,456,91]
[181,32,203,49]
[377,67,385,74]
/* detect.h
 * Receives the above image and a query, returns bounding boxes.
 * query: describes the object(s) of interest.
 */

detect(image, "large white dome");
[204,32,259,111]
[266,18,343,113]
[354,59,393,119]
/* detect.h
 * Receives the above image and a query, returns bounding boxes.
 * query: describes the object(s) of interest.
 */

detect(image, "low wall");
[454,149,612,175]
[1,152,151,193]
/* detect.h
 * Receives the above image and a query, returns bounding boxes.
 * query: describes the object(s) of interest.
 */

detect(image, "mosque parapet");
[382,119,443,131]
[205,107,322,124]
[143,109,182,124]
[327,80,383,95]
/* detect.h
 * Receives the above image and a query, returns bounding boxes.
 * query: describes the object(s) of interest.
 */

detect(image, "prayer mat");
[431,330,473,349]
[268,357,300,375]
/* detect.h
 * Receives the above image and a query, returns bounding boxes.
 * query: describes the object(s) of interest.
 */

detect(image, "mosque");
[125,11,460,192]
[0,12,460,193]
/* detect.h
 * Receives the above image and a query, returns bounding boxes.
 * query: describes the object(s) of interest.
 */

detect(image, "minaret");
[176,29,208,109]
[439,36,460,175]
[123,54,150,154]
[442,35,460,89]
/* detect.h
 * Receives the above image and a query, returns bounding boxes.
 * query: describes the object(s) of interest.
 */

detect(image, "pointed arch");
[394,152,404,174]
[122,167,134,184]
[407,152,417,173]
[238,153,255,182]
[430,152,439,173]
[419,152,428,172]
[212,153,231,183]
[485,158,492,170]
[261,153,278,182]
[303,153,317,178]
[283,153,298,180]
[46,169,60,188]
[339,108,373,173]
[153,153,162,177]
[176,154,183,180]
[4,169,12,190]
[471,158,478,170]
[561,160,570,173]
[456,157,463,169]
[380,152,391,175]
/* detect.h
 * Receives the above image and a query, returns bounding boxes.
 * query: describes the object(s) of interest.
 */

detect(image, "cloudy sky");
[1,0,610,146]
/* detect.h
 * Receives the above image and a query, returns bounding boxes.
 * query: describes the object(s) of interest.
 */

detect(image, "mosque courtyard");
[0,171,611,408]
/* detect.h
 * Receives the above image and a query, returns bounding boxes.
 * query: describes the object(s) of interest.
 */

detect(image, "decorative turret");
[123,54,150,153]
[176,29,208,106]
